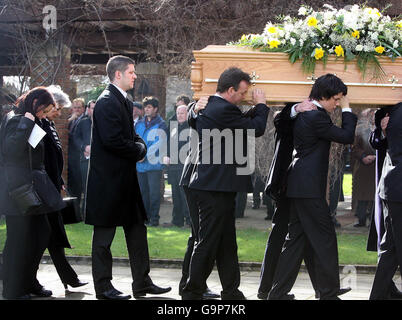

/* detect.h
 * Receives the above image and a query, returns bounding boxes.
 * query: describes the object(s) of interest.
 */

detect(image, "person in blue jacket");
[135,96,168,226]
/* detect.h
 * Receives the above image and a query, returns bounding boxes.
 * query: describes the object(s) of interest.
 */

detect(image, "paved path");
[1,194,387,303]
[0,262,394,301]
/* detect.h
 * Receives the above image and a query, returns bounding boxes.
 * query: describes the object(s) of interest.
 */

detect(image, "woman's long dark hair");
[14,87,55,115]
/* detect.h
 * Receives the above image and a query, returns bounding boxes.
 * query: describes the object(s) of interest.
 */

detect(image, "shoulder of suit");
[299,109,327,120]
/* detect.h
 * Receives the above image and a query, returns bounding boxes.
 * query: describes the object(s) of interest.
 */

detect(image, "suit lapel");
[107,84,134,139]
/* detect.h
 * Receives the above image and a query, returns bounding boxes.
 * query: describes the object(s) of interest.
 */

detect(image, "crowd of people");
[0,55,401,300]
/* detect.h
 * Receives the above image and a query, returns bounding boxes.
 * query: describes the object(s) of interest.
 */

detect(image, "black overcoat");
[85,84,147,227]
[367,103,402,251]
[0,112,65,216]
[42,118,71,248]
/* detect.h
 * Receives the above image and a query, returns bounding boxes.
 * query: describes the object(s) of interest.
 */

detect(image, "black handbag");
[7,148,43,215]
[61,195,83,224]
[8,182,42,215]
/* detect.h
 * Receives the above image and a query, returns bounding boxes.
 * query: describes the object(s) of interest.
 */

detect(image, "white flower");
[394,40,399,48]
[355,44,363,51]
[370,32,379,41]
[323,4,335,11]
[298,7,307,16]
[290,38,296,46]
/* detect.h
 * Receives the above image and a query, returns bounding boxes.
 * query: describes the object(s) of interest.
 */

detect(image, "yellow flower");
[396,21,402,29]
[335,45,344,57]
[351,30,360,39]
[314,47,324,60]
[267,26,277,34]
[240,34,247,42]
[375,46,385,54]
[368,8,381,17]
[268,39,281,49]
[307,16,318,27]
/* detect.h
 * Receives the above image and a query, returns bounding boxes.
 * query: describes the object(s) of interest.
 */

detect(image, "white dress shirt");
[111,83,128,99]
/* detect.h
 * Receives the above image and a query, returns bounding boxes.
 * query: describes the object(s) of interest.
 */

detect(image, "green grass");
[0,220,377,265]
[343,173,352,197]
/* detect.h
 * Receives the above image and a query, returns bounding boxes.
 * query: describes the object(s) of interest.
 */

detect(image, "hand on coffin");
[339,96,350,109]
[295,99,317,113]
[194,96,209,113]
[252,88,266,105]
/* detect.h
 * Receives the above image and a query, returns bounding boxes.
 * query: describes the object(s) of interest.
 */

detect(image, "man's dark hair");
[176,95,190,105]
[309,73,347,101]
[106,55,135,81]
[216,67,251,93]
[143,96,159,109]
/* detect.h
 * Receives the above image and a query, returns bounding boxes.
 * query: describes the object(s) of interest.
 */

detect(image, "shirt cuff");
[341,107,352,113]
[290,104,298,118]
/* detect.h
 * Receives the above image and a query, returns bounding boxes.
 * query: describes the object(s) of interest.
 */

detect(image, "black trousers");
[258,196,317,295]
[170,171,190,227]
[48,244,78,284]
[235,192,247,218]
[355,200,374,225]
[370,200,402,300]
[2,214,50,299]
[179,186,212,294]
[91,223,153,294]
[268,198,340,300]
[182,189,241,300]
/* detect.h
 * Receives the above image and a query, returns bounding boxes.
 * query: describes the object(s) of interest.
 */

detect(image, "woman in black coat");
[42,85,87,290]
[0,87,65,299]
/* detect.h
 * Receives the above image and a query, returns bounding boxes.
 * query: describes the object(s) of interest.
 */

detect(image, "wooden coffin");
[191,45,402,105]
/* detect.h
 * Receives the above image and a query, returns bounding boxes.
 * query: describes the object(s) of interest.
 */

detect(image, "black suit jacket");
[188,95,269,192]
[286,108,357,198]
[85,84,147,227]
[378,102,402,202]
[265,103,294,202]
[75,116,92,162]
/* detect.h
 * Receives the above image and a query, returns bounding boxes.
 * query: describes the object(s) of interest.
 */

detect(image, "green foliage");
[0,219,376,265]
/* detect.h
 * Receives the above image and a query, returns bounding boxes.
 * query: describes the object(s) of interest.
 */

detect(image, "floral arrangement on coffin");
[231,4,402,79]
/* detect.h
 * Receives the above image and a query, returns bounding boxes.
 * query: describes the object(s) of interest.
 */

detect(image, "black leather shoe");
[202,288,220,299]
[315,287,351,299]
[63,279,89,290]
[133,284,172,298]
[354,223,365,227]
[338,287,352,296]
[221,291,247,300]
[30,287,53,297]
[96,288,131,300]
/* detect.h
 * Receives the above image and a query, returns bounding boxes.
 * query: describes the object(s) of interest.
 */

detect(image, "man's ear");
[114,70,121,80]
[227,86,236,95]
